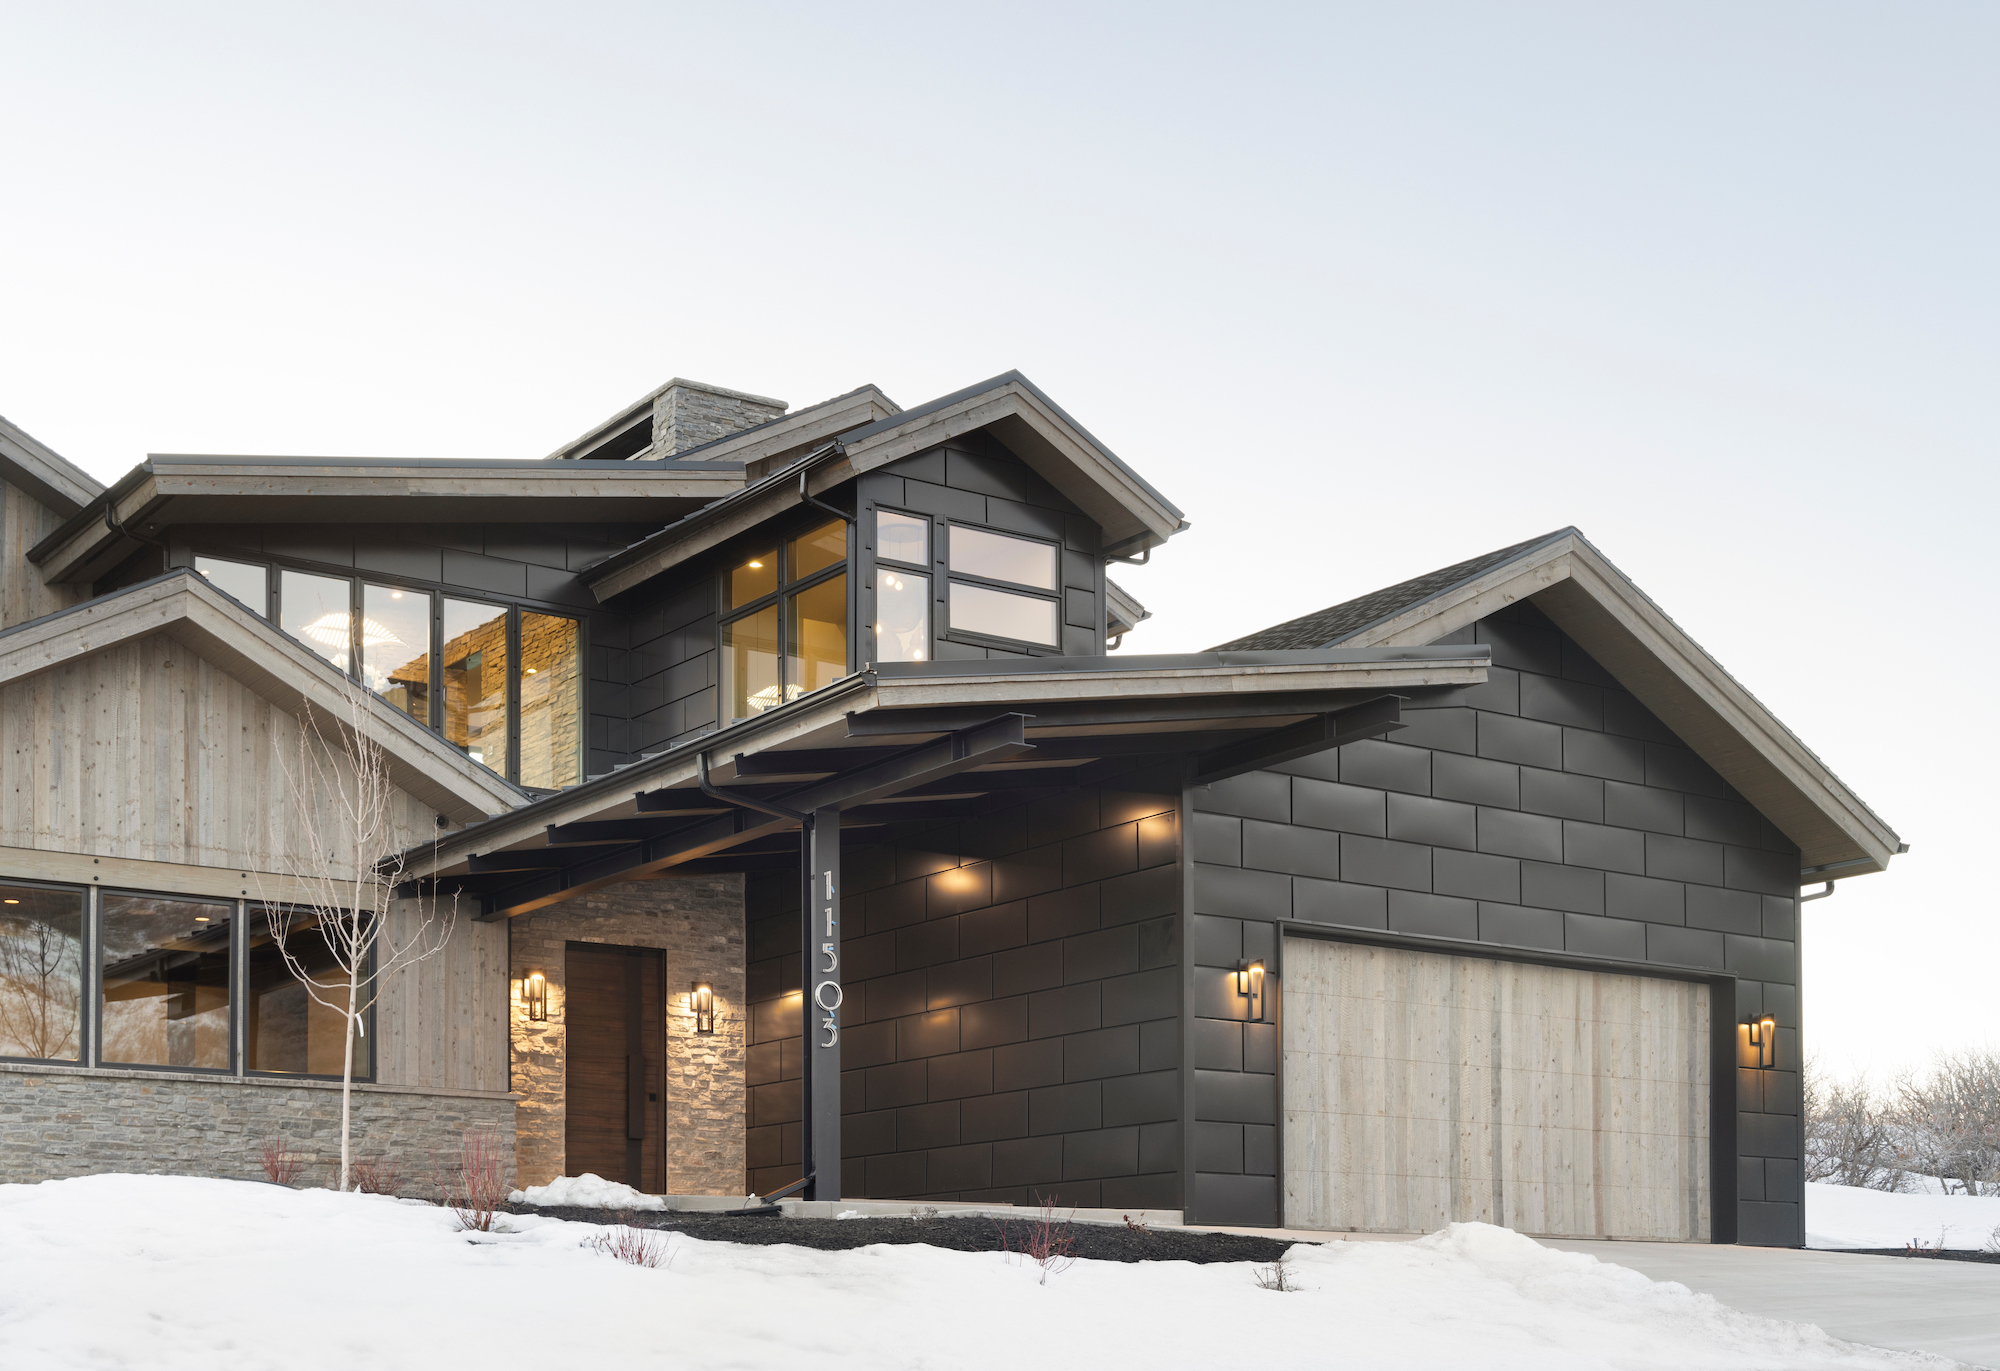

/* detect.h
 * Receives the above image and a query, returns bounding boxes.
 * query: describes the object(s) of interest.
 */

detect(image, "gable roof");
[1215,528,1902,878]
[0,569,525,823]
[584,371,1188,602]
[0,414,103,516]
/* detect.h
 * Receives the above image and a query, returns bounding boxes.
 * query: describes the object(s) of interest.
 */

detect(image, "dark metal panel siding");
[744,769,1183,1208]
[1189,601,1802,1241]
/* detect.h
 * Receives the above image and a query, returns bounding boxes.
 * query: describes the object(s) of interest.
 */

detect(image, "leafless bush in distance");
[1803,1057,1907,1191]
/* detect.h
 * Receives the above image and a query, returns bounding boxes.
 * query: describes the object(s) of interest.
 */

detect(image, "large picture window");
[0,883,84,1062]
[100,893,234,1071]
[186,552,583,789]
[0,880,377,1080]
[247,909,370,1078]
[720,519,849,721]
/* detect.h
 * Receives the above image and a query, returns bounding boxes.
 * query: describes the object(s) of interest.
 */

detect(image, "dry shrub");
[433,1130,507,1232]
[259,1137,304,1187]
[349,1158,404,1196]
[1122,1211,1151,1233]
[995,1194,1076,1285]
[589,1225,672,1269]
[1254,1255,1298,1291]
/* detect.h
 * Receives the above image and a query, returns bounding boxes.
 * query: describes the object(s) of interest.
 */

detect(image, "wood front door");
[564,943,664,1191]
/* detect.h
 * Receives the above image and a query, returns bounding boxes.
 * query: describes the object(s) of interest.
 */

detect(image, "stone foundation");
[509,873,746,1194]
[0,1063,516,1192]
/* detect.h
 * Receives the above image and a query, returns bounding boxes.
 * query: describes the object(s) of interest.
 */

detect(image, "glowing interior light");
[748,560,764,568]
[1,898,17,905]
[301,613,404,650]
[525,667,537,674]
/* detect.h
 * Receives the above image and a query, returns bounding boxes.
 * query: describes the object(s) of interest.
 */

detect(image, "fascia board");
[30,474,169,584]
[835,381,1183,552]
[1345,532,1899,875]
[1105,578,1150,637]
[0,416,102,514]
[0,573,525,823]
[868,656,1487,709]
[142,461,745,499]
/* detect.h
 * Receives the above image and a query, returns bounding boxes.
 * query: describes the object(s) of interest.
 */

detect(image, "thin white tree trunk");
[340,963,359,1192]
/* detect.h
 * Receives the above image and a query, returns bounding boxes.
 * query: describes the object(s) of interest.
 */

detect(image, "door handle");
[626,1053,645,1140]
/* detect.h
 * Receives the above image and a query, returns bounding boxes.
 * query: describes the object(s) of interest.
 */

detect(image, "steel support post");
[800,805,842,1200]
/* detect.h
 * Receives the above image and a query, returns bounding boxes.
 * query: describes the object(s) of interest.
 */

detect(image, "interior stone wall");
[508,874,746,1194]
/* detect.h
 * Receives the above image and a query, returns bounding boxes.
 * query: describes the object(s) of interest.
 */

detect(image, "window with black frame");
[246,907,372,1078]
[720,519,849,721]
[187,553,582,789]
[946,522,1062,648]
[0,882,85,1062]
[100,892,234,1071]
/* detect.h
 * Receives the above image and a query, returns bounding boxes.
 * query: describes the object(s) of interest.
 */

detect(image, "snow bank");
[0,1174,1948,1370]
[508,1173,667,1211]
[1807,1179,2000,1250]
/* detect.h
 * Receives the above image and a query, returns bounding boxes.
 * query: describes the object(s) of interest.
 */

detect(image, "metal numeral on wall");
[820,942,838,973]
[813,979,843,1048]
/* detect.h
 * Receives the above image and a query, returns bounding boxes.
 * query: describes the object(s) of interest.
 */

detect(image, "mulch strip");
[1817,1247,2000,1265]
[501,1204,1297,1265]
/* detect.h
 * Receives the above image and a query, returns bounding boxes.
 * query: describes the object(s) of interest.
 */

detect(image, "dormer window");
[720,519,849,721]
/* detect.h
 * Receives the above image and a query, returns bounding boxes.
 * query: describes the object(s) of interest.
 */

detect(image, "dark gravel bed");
[502,1204,1297,1264]
[1818,1246,2000,1265]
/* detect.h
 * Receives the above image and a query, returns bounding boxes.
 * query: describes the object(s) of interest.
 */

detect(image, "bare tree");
[1802,1056,1906,1191]
[1895,1048,2000,1197]
[259,673,459,1192]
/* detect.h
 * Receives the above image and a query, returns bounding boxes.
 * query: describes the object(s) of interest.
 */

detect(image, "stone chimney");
[651,379,787,456]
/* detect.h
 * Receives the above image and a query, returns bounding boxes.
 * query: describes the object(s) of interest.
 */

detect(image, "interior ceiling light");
[302,613,403,649]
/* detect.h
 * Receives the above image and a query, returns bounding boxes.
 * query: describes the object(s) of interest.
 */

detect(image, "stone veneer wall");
[508,874,747,1193]
[0,1064,515,1191]
[652,380,786,456]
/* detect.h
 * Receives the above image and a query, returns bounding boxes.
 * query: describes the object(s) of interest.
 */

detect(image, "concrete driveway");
[1544,1240,1999,1368]
[1183,1223,1998,1366]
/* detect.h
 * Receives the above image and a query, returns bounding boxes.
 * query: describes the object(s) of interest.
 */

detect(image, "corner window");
[191,553,583,789]
[0,882,85,1062]
[720,518,849,721]
[946,524,1062,648]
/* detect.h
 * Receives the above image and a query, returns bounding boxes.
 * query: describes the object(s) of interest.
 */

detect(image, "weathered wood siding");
[374,898,509,1093]
[2,478,84,628]
[1282,938,1710,1240]
[0,630,435,879]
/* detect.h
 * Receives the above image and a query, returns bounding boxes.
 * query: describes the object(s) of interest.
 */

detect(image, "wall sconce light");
[1236,961,1266,1022]
[691,982,716,1035]
[1744,1013,1776,1069]
[523,970,548,1022]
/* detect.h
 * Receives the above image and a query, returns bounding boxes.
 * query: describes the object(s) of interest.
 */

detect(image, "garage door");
[1282,939,1710,1240]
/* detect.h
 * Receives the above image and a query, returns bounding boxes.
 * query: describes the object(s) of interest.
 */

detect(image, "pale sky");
[3,3,1992,1082]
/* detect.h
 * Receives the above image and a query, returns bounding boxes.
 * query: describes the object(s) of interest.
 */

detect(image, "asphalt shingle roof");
[1209,528,1575,651]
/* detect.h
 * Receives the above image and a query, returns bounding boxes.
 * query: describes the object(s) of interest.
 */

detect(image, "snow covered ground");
[1807,1179,2000,1251]
[509,1172,668,1210]
[0,1176,1951,1370]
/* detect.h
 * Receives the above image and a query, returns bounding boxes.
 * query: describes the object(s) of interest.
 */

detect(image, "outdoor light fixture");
[692,982,716,1034]
[1744,1013,1777,1069]
[523,970,549,1022]
[1237,960,1266,1022]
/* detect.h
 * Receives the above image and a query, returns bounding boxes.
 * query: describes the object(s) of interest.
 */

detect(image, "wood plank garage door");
[1282,939,1710,1240]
